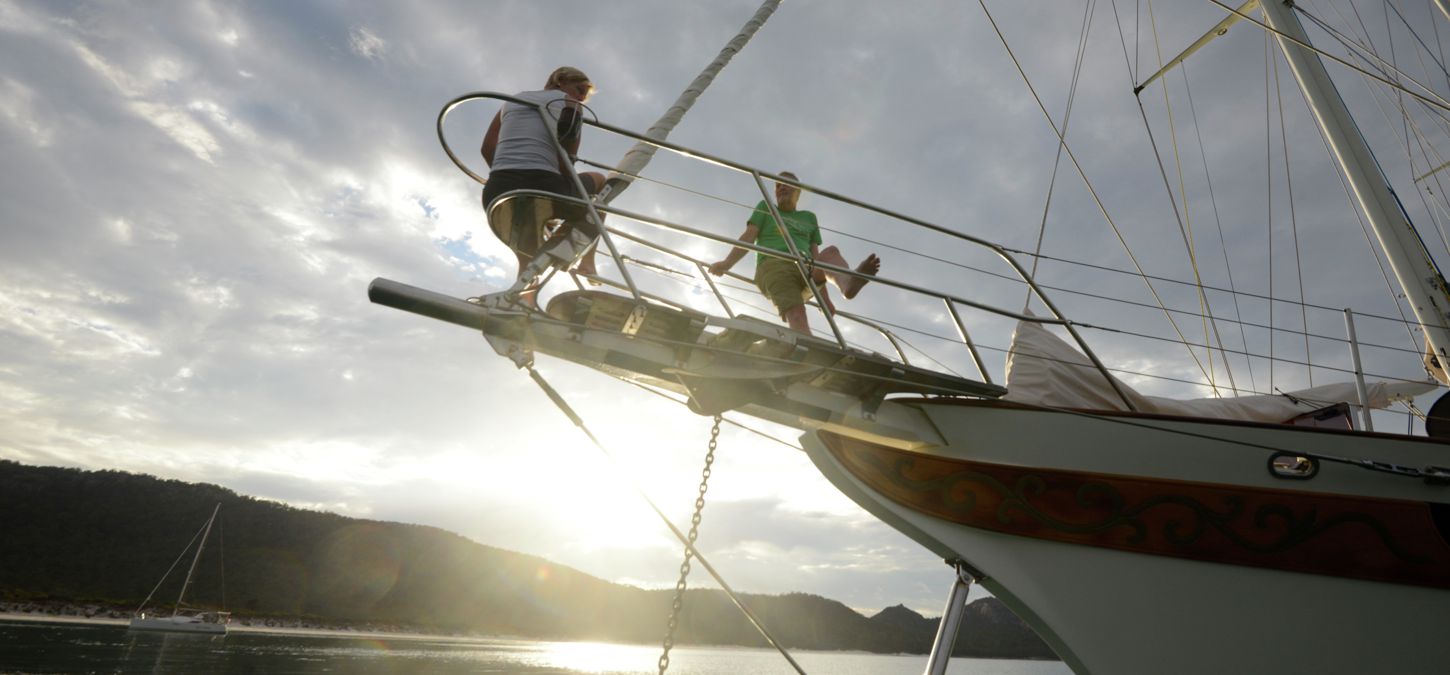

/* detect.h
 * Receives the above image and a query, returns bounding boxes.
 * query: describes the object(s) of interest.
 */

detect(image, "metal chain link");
[658,414,722,674]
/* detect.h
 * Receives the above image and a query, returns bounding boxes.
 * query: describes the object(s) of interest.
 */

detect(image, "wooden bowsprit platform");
[368,279,1005,449]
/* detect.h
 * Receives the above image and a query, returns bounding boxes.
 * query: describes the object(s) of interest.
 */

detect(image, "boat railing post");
[536,101,643,303]
[924,561,977,675]
[751,170,850,348]
[945,299,993,384]
[695,261,737,318]
[1343,308,1375,431]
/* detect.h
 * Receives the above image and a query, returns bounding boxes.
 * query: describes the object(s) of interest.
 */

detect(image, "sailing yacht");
[373,1,1450,673]
[129,504,229,635]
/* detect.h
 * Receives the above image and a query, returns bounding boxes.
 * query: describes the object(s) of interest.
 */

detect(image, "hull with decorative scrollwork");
[802,399,1450,675]
[369,278,1450,673]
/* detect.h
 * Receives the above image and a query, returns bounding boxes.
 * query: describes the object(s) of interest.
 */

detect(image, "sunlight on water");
[520,640,661,672]
[0,618,1072,675]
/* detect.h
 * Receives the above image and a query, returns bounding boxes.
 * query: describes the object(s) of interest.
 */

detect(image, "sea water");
[0,617,1071,674]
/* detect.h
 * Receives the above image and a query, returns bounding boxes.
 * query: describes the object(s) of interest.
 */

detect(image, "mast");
[173,503,219,616]
[599,0,782,203]
[1260,0,1450,383]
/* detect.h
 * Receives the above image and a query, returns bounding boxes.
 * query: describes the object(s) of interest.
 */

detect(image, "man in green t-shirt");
[708,171,882,332]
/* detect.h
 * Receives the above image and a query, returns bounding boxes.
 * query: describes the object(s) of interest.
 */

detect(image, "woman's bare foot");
[842,254,881,299]
[573,254,603,285]
[517,288,541,311]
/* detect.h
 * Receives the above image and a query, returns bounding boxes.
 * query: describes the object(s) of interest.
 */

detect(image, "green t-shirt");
[748,200,821,264]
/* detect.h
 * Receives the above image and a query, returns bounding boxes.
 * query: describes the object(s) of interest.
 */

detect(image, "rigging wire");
[1004,246,1422,328]
[1111,0,1138,93]
[1301,4,1450,144]
[1269,44,1317,386]
[618,257,1434,393]
[638,215,1426,396]
[609,209,1412,390]
[1297,82,1426,361]
[1434,0,1450,94]
[1354,0,1450,250]
[1142,0,1234,396]
[587,152,1432,367]
[531,292,1436,417]
[620,253,972,379]
[1290,1,1440,355]
[524,314,1439,481]
[1385,0,1450,82]
[521,364,806,674]
[132,517,208,617]
[626,380,804,452]
[1266,27,1278,394]
[603,171,1440,385]
[218,517,226,613]
[1025,0,1096,309]
[979,0,1219,389]
[563,128,1436,399]
[1320,0,1450,257]
[1180,47,1261,393]
[583,141,1436,336]
[1135,0,1142,80]
[1384,0,1410,156]
[1204,0,1450,113]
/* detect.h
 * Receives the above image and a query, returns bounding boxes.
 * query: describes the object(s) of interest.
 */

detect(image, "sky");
[4,0,1450,618]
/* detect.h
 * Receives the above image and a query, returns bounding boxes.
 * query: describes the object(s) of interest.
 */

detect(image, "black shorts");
[481,170,598,256]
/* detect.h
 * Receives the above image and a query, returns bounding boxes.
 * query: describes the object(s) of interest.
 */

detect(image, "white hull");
[373,280,1450,673]
[128,614,227,634]
[803,400,1450,675]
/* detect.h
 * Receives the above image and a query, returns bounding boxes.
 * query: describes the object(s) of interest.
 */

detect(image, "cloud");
[348,26,387,61]
[1,0,1444,624]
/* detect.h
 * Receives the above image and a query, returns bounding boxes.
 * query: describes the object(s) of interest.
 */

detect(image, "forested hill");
[0,460,1056,658]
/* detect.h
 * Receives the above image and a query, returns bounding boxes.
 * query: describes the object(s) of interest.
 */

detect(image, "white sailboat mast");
[173,503,219,616]
[1260,0,1450,382]
[599,0,781,204]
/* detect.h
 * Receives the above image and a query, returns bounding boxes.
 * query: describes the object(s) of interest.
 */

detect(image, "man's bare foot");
[842,254,881,299]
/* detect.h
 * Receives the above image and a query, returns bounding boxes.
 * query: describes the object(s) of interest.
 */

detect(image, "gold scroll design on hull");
[819,431,1450,589]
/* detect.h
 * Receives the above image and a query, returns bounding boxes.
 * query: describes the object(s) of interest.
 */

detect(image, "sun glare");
[553,466,672,552]
[520,640,657,674]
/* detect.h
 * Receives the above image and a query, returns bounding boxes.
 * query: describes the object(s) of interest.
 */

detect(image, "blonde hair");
[545,66,594,96]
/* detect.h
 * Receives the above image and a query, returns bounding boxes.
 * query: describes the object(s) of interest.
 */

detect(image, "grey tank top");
[491,89,570,173]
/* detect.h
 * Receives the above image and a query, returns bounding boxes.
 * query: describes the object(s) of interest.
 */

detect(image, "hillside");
[0,460,1055,658]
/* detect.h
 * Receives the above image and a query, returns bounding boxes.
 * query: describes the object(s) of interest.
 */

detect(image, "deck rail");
[440,91,1142,409]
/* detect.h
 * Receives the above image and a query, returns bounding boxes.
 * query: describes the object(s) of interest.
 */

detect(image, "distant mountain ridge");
[0,460,1055,659]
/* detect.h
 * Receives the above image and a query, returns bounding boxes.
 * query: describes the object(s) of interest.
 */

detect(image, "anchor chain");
[658,414,722,675]
[517,362,803,673]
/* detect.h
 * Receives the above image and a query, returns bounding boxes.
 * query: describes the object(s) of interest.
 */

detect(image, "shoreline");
[0,612,1060,661]
[0,611,487,643]
[0,602,460,641]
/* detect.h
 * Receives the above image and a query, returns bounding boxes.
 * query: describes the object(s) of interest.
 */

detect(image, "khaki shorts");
[754,257,817,317]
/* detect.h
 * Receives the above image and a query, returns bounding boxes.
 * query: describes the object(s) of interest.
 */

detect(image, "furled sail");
[1003,319,1433,421]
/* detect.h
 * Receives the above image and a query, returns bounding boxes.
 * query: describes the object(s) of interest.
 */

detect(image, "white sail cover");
[1003,319,1434,421]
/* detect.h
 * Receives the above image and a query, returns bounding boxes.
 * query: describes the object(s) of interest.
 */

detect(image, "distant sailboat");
[129,503,229,635]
